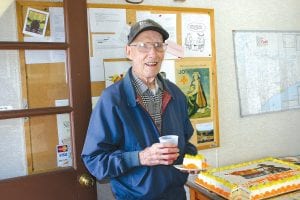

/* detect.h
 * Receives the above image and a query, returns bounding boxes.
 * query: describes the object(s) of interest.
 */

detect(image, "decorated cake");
[183,154,208,170]
[195,157,300,200]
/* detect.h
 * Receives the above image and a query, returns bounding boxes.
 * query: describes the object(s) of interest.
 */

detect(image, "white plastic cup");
[159,135,178,145]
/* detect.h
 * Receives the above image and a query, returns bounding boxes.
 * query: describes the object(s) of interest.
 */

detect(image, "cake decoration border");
[195,157,300,199]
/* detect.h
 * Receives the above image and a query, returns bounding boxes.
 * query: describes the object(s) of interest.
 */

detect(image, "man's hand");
[138,143,179,166]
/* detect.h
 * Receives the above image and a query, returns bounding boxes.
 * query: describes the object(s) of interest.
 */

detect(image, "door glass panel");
[0,0,64,42]
[0,50,23,110]
[0,114,72,180]
[0,50,69,111]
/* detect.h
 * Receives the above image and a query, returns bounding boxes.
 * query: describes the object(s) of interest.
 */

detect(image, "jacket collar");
[123,67,175,107]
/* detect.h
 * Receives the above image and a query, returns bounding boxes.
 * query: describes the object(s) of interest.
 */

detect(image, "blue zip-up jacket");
[81,68,197,200]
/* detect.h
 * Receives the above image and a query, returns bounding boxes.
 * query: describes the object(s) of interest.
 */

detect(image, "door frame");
[0,0,96,199]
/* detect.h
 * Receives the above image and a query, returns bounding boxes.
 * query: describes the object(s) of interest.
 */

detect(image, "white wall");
[204,0,300,167]
[88,0,300,198]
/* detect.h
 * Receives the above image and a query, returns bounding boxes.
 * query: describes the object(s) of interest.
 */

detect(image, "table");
[186,175,225,200]
[186,175,300,200]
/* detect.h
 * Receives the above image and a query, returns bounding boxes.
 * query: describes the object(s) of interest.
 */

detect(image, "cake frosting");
[183,154,207,170]
[195,157,300,200]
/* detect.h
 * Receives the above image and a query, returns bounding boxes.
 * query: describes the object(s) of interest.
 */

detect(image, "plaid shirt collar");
[132,72,163,96]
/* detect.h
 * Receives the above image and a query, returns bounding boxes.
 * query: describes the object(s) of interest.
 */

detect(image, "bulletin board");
[87,4,219,150]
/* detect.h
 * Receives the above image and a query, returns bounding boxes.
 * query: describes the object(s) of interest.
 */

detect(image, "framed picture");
[192,120,218,148]
[23,7,49,37]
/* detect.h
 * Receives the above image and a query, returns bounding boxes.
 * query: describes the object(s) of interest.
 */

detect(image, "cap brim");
[128,26,169,44]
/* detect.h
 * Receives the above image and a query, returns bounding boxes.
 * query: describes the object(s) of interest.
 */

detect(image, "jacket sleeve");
[81,91,140,181]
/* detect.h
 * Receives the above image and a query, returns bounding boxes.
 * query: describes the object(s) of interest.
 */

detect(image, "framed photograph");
[23,7,49,37]
[187,120,218,149]
[195,122,214,144]
[196,121,218,148]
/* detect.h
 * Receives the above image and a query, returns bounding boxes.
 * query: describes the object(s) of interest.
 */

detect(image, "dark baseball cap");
[127,19,169,44]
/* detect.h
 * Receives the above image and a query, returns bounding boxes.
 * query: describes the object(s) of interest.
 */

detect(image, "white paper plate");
[173,165,205,174]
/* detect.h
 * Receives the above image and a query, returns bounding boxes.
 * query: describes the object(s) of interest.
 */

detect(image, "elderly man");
[81,19,197,200]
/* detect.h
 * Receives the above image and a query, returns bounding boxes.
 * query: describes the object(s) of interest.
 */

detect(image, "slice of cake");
[195,157,300,200]
[183,154,208,170]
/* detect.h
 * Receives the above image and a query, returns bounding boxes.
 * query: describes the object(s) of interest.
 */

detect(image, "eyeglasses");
[129,42,168,53]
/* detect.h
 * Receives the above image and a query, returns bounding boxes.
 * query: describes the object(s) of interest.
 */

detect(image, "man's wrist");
[138,150,145,165]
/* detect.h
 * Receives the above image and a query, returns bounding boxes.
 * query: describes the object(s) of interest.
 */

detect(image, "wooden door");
[0,0,97,199]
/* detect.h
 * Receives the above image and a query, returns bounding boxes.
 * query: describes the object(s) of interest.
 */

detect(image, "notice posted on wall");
[56,144,72,167]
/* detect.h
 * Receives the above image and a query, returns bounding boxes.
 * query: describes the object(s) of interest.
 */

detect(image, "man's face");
[126,30,165,82]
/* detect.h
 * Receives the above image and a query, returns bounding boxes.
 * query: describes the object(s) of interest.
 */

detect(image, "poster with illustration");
[181,13,212,57]
[23,8,49,37]
[103,60,131,88]
[176,65,210,119]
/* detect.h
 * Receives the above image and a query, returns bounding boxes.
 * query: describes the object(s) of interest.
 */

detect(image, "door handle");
[78,173,95,188]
